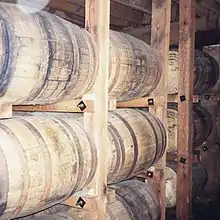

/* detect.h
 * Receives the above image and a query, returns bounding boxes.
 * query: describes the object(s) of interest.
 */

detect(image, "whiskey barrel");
[197,144,220,198]
[60,108,166,183]
[168,48,219,95]
[0,2,162,105]
[167,104,213,153]
[0,2,98,105]
[203,45,220,95]
[18,180,160,220]
[108,31,162,101]
[0,113,97,219]
[201,101,218,146]
[0,109,166,219]
[106,109,166,183]
[107,180,160,220]
[165,161,208,208]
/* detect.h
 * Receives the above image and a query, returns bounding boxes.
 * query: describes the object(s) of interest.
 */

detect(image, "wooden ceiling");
[2,0,220,44]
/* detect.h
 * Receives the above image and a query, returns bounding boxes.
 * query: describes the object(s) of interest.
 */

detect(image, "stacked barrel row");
[15,180,161,220]
[0,2,219,220]
[0,2,165,220]
[0,2,162,105]
[0,109,166,220]
[165,45,220,210]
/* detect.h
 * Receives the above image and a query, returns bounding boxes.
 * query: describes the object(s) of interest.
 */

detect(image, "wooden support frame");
[148,0,171,219]
[0,104,12,119]
[82,0,110,220]
[176,0,195,219]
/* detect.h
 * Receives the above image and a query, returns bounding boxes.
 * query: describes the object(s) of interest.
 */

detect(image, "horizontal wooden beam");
[198,0,220,14]
[124,16,217,45]
[112,0,151,14]
[117,95,199,108]
[12,99,116,113]
[48,0,144,25]
[13,100,95,113]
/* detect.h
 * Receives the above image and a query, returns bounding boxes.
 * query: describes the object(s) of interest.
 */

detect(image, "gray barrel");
[168,48,219,95]
[17,180,160,220]
[108,31,162,101]
[167,103,213,153]
[106,109,166,183]
[0,2,98,105]
[0,113,97,219]
[0,2,162,105]
[165,160,208,208]
[0,109,166,219]
[50,109,166,183]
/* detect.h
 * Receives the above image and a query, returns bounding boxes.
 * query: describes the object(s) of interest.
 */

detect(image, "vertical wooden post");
[83,0,110,219]
[150,0,171,219]
[176,0,195,219]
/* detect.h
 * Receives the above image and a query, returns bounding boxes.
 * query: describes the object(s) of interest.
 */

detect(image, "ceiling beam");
[198,0,220,14]
[112,0,151,14]
[123,17,211,45]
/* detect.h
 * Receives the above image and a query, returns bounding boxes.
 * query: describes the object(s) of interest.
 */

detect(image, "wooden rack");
[0,0,196,219]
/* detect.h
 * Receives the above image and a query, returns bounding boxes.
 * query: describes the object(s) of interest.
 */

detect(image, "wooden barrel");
[165,161,208,208]
[0,109,166,219]
[59,109,166,183]
[196,144,220,198]
[167,103,213,153]
[108,31,162,101]
[107,180,160,220]
[0,113,97,219]
[0,3,162,105]
[18,180,160,220]
[168,48,219,95]
[0,2,98,105]
[200,100,218,146]
[203,45,220,95]
[106,109,166,183]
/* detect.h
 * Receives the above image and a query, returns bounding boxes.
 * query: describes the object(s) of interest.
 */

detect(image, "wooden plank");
[123,17,209,46]
[116,95,199,108]
[13,100,94,113]
[0,104,12,119]
[176,0,195,218]
[13,99,116,113]
[83,0,110,219]
[149,0,171,220]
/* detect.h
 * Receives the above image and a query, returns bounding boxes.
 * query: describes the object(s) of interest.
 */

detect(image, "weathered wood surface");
[149,0,171,218]
[176,0,195,218]
[167,104,213,153]
[17,180,160,220]
[0,109,166,219]
[199,99,218,146]
[165,161,208,208]
[84,0,110,219]
[0,2,162,106]
[0,113,97,219]
[0,2,98,105]
[203,45,220,95]
[106,109,166,183]
[108,30,162,101]
[168,49,219,95]
[107,180,160,220]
